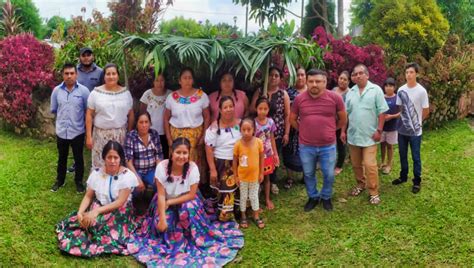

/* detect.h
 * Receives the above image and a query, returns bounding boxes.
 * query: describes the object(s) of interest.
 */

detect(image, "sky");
[32,0,353,34]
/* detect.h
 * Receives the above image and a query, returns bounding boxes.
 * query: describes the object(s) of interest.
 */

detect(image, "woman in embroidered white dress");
[163,67,210,183]
[86,63,134,168]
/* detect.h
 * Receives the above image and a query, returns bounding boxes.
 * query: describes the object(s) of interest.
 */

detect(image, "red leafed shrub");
[0,34,56,128]
[312,26,388,88]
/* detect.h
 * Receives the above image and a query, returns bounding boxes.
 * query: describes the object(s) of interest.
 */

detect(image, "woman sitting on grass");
[56,140,139,257]
[129,137,244,267]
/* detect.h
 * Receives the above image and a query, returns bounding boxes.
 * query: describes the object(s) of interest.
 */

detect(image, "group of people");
[51,47,429,265]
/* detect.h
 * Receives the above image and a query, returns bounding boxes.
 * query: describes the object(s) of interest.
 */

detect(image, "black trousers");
[56,133,85,184]
[335,129,347,169]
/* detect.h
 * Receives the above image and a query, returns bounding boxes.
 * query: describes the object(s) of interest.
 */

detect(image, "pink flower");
[61,239,70,249]
[73,229,82,237]
[190,96,197,103]
[175,259,188,266]
[127,243,139,253]
[219,247,231,256]
[171,231,183,241]
[89,244,98,255]
[101,235,111,244]
[96,246,105,254]
[122,225,130,237]
[208,245,218,254]
[138,254,150,263]
[110,229,119,240]
[69,247,81,256]
[195,236,205,246]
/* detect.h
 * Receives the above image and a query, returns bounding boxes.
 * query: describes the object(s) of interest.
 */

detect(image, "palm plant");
[1,0,23,36]
[112,30,324,93]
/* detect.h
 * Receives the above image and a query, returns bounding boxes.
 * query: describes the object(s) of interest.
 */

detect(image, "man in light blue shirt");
[50,63,90,193]
[341,64,388,205]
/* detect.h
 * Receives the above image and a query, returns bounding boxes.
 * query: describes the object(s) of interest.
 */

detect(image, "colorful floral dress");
[55,168,139,257]
[129,161,244,267]
[283,87,303,172]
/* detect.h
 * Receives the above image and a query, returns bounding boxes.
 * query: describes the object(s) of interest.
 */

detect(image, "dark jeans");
[160,134,169,159]
[398,133,422,184]
[56,133,85,185]
[270,138,283,183]
[335,129,346,168]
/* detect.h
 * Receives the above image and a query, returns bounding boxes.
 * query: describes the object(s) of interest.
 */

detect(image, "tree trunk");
[337,0,344,37]
[321,0,330,33]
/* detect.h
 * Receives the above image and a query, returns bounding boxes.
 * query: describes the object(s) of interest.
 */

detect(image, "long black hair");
[166,137,192,184]
[102,140,126,167]
[216,72,238,102]
[216,96,235,135]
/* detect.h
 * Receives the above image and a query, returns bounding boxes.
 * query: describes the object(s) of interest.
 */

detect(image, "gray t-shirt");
[396,83,429,136]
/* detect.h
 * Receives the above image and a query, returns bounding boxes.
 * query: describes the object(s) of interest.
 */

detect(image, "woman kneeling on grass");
[56,140,139,257]
[129,137,244,267]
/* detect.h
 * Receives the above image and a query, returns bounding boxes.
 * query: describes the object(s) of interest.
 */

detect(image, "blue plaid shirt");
[124,129,163,173]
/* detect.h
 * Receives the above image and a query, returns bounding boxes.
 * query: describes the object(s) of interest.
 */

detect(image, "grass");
[0,119,473,266]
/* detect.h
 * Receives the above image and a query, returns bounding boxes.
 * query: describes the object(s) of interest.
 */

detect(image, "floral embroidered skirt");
[206,158,240,222]
[91,126,127,168]
[55,200,138,257]
[129,194,244,267]
[170,125,208,183]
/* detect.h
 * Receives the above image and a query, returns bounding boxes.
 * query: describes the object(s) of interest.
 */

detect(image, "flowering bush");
[0,34,56,128]
[312,26,388,88]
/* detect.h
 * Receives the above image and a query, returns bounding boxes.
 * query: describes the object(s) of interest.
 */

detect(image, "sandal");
[240,219,249,229]
[284,178,294,189]
[369,195,381,205]
[350,186,365,196]
[254,218,265,229]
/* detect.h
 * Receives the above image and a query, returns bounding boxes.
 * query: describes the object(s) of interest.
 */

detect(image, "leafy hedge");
[390,35,474,128]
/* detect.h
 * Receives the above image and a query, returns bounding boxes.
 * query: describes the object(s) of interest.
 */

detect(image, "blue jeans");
[299,144,336,200]
[398,134,422,184]
[133,169,156,196]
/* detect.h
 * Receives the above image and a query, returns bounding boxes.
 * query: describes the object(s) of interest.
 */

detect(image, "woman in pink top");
[209,72,249,120]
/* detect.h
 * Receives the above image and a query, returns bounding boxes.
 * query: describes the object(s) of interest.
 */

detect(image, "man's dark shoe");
[76,183,85,194]
[392,178,407,185]
[322,198,333,211]
[67,163,76,173]
[304,197,320,212]
[412,184,421,194]
[51,181,66,192]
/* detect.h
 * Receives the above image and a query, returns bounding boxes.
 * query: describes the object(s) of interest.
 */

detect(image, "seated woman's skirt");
[55,200,138,257]
[129,194,244,267]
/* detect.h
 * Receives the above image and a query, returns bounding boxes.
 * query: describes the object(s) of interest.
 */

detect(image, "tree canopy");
[1,0,44,38]
[350,0,449,59]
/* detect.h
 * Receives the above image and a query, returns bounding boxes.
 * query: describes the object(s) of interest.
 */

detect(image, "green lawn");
[0,120,473,266]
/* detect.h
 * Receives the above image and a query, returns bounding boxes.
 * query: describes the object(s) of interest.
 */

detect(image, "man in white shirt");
[392,62,430,194]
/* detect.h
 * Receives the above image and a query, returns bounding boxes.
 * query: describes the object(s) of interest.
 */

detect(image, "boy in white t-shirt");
[392,62,430,194]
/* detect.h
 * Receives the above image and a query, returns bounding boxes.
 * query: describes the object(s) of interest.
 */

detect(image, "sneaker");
[51,181,66,192]
[67,164,75,173]
[271,183,279,195]
[304,197,320,212]
[392,178,407,185]
[322,198,333,211]
[412,184,421,194]
[76,183,85,194]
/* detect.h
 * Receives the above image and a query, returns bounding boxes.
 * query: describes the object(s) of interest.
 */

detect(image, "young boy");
[392,63,430,193]
[380,77,400,175]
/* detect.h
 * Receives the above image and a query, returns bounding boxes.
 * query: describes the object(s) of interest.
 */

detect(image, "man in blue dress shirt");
[50,63,90,193]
